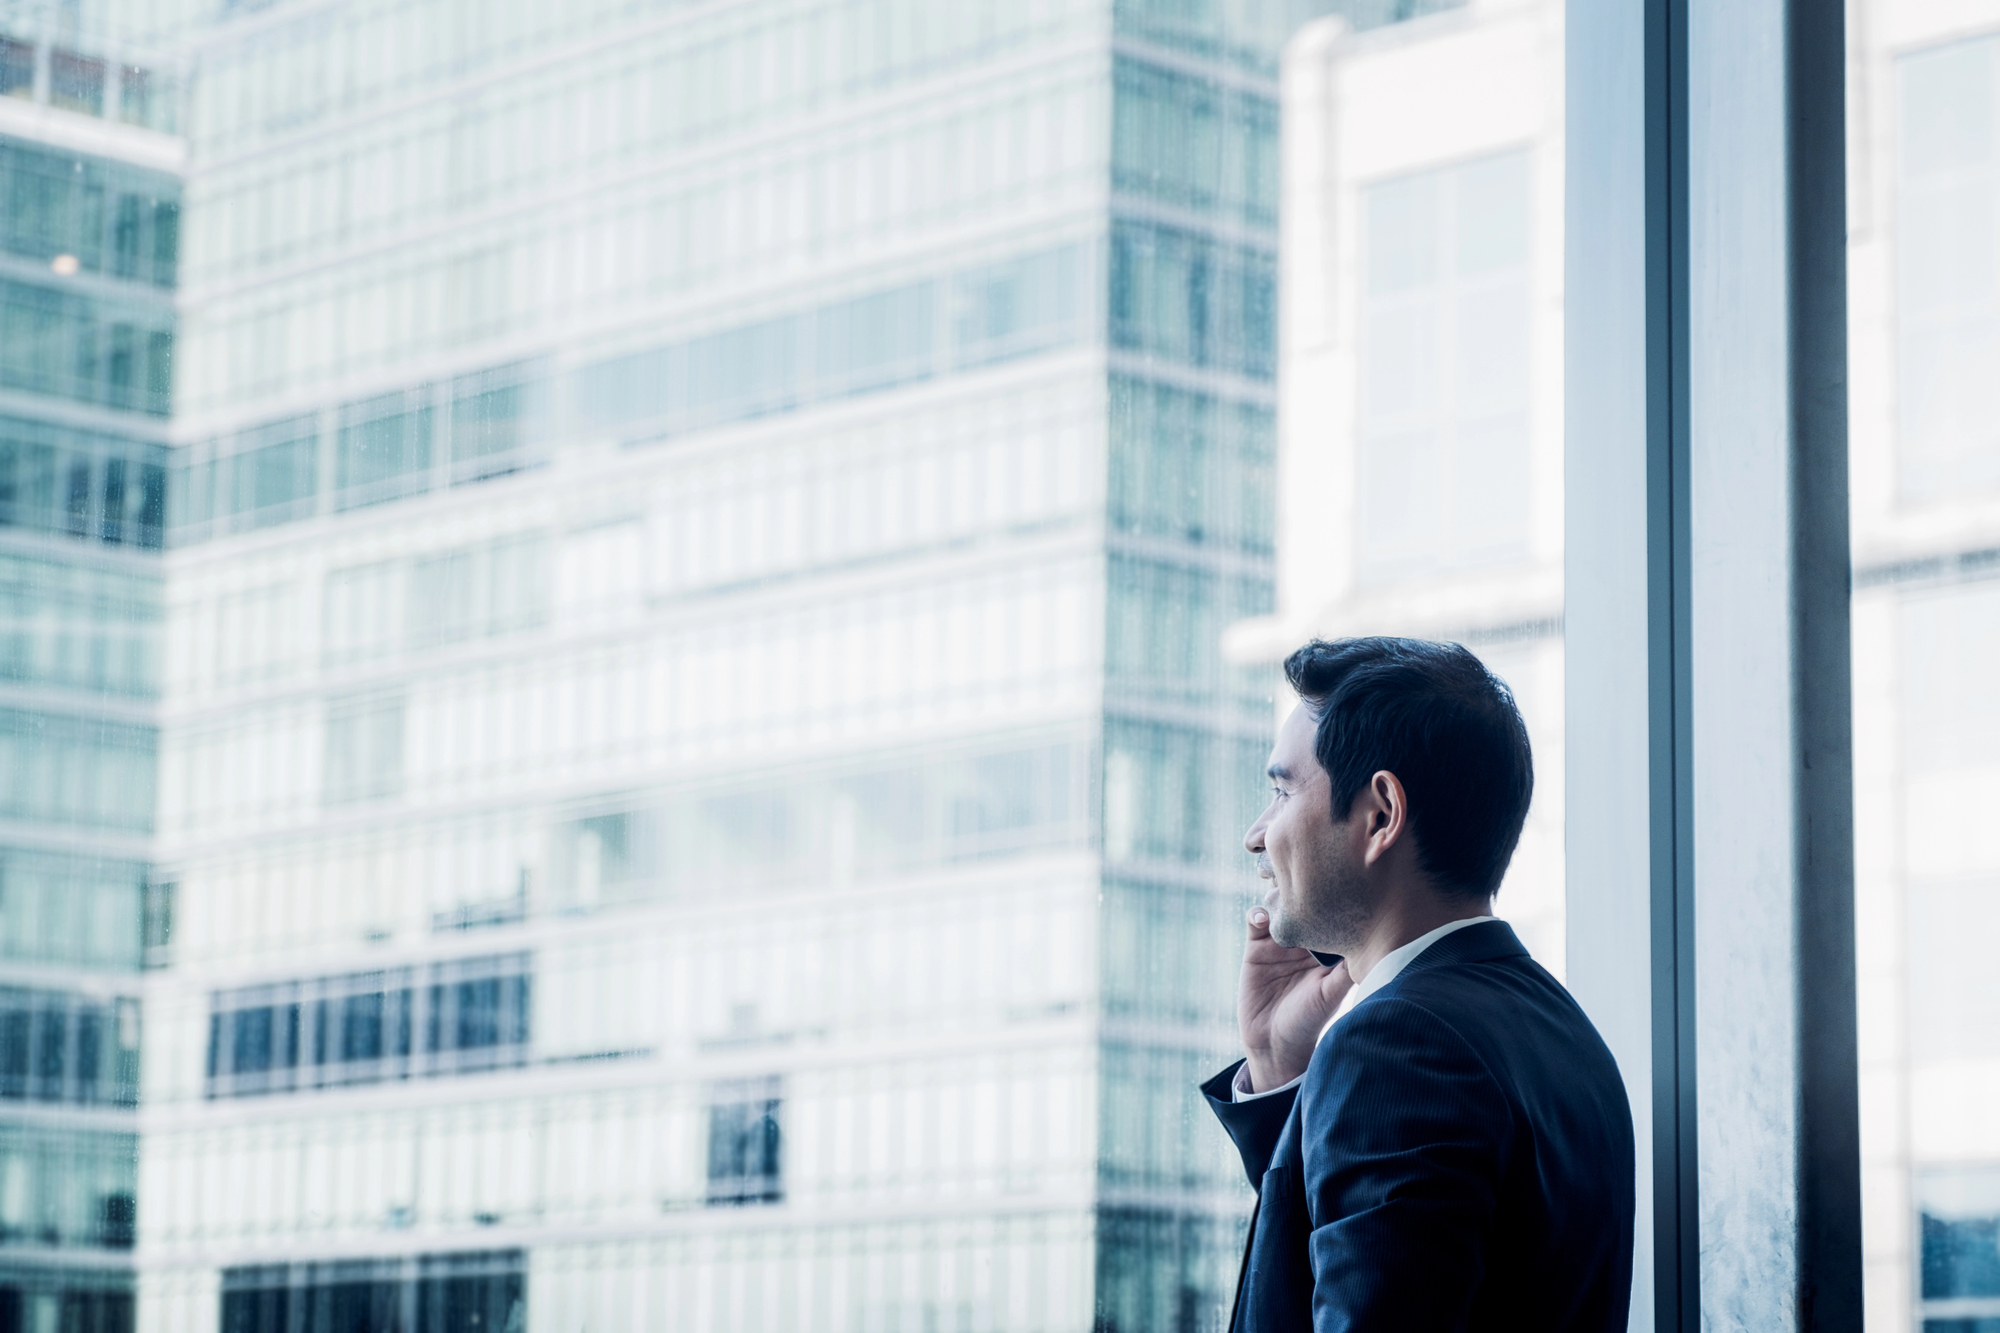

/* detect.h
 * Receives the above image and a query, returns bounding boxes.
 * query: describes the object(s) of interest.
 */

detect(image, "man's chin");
[1267,909,1310,951]
[1271,906,1347,955]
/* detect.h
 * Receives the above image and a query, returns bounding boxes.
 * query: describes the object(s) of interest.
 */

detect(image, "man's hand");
[1239,906,1354,1092]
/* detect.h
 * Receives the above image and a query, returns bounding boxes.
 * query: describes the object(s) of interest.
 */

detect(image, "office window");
[219,1251,525,1333]
[448,362,548,477]
[0,988,138,1107]
[0,281,173,415]
[0,39,31,98]
[1107,554,1274,712]
[573,243,1091,446]
[1109,376,1276,558]
[1903,581,2000,773]
[1113,58,1279,229]
[1110,221,1277,379]
[409,534,549,652]
[336,393,433,510]
[214,583,299,688]
[1901,584,2000,1066]
[0,141,178,286]
[629,740,1088,903]
[706,1078,783,1206]
[0,1125,136,1251]
[321,562,404,668]
[322,691,404,805]
[1921,1166,2000,1329]
[0,1284,133,1333]
[1103,719,1270,870]
[1898,35,2000,501]
[0,710,153,832]
[1358,149,1534,579]
[205,954,530,1098]
[48,52,106,117]
[225,417,318,530]
[321,534,548,670]
[1908,875,2000,1065]
[0,552,160,697]
[0,851,146,970]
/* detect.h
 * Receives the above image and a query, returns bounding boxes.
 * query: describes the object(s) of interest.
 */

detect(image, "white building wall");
[1240,0,1568,970]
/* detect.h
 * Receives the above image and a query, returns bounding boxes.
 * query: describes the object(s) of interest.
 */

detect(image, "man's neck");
[1342,889,1494,986]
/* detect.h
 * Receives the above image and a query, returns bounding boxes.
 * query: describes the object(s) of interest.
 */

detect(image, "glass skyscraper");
[0,9,179,1327]
[110,1,1392,1328]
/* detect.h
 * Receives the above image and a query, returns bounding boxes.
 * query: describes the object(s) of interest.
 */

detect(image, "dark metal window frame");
[1566,0,1861,1326]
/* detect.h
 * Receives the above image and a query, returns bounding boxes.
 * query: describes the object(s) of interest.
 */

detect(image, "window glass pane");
[1357,149,1536,581]
[1861,15,2000,1328]
[1897,35,2000,501]
[0,0,1581,1328]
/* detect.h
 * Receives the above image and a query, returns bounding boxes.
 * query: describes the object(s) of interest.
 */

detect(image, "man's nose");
[1243,819,1265,855]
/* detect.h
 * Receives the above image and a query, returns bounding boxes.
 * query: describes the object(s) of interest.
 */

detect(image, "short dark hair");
[1283,636,1533,899]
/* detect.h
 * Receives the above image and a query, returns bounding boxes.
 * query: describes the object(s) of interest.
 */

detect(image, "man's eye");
[1271,786,1287,800]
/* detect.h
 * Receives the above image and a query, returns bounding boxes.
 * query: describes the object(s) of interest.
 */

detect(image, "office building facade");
[1258,3,2000,1330]
[0,11,180,1330]
[125,1,1444,1328]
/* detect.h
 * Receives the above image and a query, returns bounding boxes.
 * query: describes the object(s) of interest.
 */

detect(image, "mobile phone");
[1309,950,1342,967]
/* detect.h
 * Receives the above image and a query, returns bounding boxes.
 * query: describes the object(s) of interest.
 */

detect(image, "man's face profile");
[1244,702,1373,953]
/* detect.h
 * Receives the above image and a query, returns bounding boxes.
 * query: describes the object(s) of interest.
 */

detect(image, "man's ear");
[1360,770,1410,864]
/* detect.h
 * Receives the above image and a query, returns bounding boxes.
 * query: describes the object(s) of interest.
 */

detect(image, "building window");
[0,1284,133,1333]
[0,423,168,551]
[47,51,106,117]
[322,691,404,805]
[0,1126,136,1251]
[335,392,433,510]
[1897,34,2000,502]
[1357,148,1534,580]
[707,1078,783,1206]
[206,955,531,1099]
[0,987,138,1107]
[98,1192,135,1250]
[1110,221,1276,379]
[219,1251,524,1333]
[0,39,32,98]
[1920,1166,2000,1328]
[1901,583,2000,1066]
[449,363,549,480]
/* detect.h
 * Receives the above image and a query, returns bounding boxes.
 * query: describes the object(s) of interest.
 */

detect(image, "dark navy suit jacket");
[1204,919,1634,1333]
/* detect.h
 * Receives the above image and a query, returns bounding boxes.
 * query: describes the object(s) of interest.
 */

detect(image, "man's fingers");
[1246,906,1272,940]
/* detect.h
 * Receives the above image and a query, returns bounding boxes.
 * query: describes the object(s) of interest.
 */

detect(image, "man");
[1206,637,1634,1331]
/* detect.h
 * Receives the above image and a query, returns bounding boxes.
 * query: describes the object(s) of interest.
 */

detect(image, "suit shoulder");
[1315,992,1499,1080]
[1302,994,1514,1137]
[1393,950,1585,1023]
[1385,954,1628,1091]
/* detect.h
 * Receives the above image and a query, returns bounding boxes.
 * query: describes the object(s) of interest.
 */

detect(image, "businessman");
[1205,637,1634,1331]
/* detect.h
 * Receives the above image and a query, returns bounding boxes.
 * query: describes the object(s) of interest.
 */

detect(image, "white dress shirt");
[1232,915,1496,1102]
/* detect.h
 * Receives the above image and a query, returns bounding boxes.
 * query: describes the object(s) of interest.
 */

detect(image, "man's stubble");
[1269,847,1373,956]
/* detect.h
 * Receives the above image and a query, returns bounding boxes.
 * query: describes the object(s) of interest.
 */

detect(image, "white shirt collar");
[1348,914,1496,1008]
